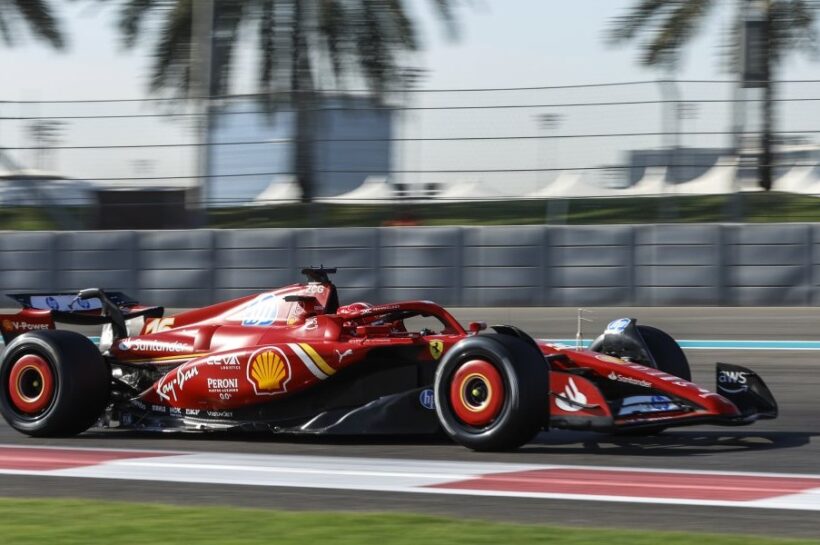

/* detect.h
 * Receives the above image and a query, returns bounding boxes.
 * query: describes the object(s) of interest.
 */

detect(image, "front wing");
[548,362,777,433]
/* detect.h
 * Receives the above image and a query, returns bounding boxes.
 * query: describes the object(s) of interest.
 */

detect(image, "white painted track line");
[3,445,820,512]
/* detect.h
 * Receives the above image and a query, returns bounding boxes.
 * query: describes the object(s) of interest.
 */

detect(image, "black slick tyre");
[0,330,110,437]
[434,333,549,451]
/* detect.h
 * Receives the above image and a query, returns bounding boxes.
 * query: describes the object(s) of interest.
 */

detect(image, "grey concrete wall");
[0,225,817,307]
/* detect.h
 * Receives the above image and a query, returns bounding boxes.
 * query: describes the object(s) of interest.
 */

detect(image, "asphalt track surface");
[2,307,820,538]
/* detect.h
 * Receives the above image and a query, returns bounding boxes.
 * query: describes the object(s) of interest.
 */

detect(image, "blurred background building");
[207,95,393,205]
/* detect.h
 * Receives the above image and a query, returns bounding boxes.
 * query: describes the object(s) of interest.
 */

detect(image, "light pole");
[535,112,563,192]
[190,0,215,224]
[398,67,428,199]
[674,102,699,183]
[535,113,566,223]
[27,120,65,171]
[738,0,772,190]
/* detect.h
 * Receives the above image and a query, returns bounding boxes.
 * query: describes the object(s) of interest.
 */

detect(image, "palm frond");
[769,0,818,62]
[149,0,193,93]
[117,0,163,47]
[209,0,247,96]
[319,0,347,84]
[355,0,394,95]
[613,0,818,69]
[608,0,670,44]
[644,0,714,66]
[108,0,455,96]
[290,0,314,93]
[384,0,418,49]
[0,11,17,47]
[258,0,278,91]
[10,0,65,48]
[428,0,457,37]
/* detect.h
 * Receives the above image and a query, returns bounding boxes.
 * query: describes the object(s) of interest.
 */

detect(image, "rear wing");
[6,292,138,311]
[1,290,162,346]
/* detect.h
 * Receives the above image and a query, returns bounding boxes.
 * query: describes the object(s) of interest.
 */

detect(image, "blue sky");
[0,1,818,194]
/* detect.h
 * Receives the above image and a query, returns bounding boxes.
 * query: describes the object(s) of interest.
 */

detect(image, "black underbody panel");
[108,345,442,435]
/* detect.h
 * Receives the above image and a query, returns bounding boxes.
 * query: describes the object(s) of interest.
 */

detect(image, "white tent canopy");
[436,179,504,202]
[526,171,611,198]
[252,176,302,205]
[792,173,820,195]
[316,176,394,204]
[617,166,667,196]
[773,165,819,194]
[670,157,737,196]
[0,169,95,206]
[0,168,64,179]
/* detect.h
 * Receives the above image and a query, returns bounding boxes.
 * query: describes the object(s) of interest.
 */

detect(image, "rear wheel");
[434,334,549,451]
[0,330,110,437]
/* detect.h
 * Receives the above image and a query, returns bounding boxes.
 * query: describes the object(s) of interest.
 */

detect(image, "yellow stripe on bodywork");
[298,343,336,376]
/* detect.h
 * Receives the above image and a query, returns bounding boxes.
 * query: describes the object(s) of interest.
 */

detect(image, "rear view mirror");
[468,321,487,335]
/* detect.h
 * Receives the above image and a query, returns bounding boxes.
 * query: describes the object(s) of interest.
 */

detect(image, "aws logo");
[247,347,291,396]
[717,370,749,394]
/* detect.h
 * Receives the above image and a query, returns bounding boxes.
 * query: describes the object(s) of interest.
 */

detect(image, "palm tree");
[0,0,66,171]
[0,0,65,49]
[93,0,457,202]
[609,0,817,191]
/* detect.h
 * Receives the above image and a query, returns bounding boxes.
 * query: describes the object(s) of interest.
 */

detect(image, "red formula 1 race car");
[0,268,777,451]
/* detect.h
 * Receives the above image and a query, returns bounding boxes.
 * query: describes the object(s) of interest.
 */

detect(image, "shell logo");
[1,319,11,331]
[247,347,291,396]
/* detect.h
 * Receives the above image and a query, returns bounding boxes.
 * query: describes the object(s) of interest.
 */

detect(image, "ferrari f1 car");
[0,267,777,451]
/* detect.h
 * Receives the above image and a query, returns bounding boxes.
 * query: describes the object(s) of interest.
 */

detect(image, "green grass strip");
[9,192,820,230]
[0,498,817,545]
[204,192,820,228]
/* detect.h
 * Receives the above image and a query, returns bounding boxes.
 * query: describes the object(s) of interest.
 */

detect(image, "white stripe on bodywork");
[287,343,327,380]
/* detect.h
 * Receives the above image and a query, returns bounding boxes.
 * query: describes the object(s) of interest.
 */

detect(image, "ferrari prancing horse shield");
[429,340,444,360]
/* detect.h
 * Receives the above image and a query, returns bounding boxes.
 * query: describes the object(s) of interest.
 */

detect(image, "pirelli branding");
[287,343,336,380]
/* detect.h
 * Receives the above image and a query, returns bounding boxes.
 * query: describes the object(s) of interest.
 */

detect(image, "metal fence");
[2,79,820,212]
[1,224,819,307]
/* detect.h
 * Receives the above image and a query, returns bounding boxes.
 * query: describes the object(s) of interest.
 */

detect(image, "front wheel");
[0,330,110,437]
[434,334,549,451]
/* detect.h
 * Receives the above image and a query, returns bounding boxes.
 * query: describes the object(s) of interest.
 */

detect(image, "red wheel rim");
[449,359,505,427]
[7,354,55,415]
